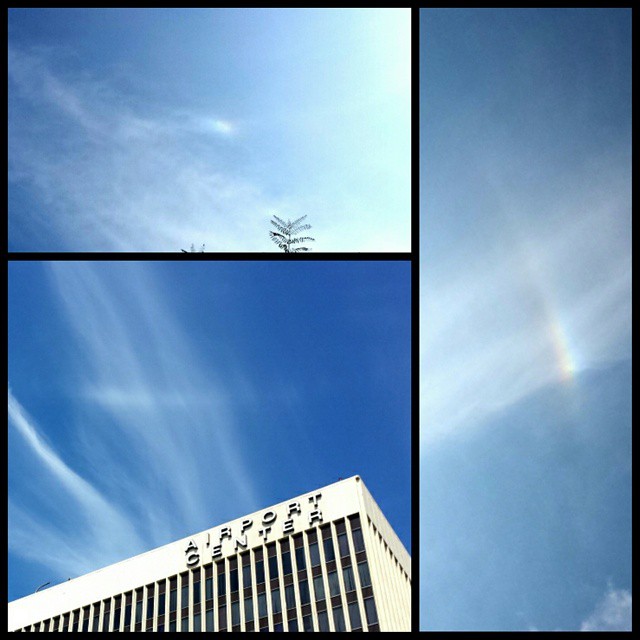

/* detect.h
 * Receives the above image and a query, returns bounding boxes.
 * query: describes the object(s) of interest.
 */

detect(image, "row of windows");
[16,514,381,632]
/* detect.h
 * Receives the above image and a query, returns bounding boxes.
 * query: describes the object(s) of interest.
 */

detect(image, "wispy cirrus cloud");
[420,165,631,449]
[8,45,276,251]
[9,262,260,581]
[8,388,146,577]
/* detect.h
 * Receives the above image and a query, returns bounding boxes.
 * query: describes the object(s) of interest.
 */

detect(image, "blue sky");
[8,260,411,601]
[8,8,410,252]
[420,8,631,631]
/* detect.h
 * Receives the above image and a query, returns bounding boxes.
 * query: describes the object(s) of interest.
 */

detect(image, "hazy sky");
[420,8,631,631]
[8,8,410,252]
[8,260,411,601]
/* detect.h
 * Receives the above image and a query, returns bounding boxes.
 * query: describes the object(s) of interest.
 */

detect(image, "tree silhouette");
[269,215,315,253]
[181,244,205,253]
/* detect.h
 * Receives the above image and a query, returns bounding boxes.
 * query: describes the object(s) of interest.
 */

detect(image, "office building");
[8,475,410,632]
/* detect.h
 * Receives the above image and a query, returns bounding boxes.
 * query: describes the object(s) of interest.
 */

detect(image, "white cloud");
[580,586,631,631]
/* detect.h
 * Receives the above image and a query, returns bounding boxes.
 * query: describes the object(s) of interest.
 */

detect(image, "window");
[285,584,296,610]
[364,597,378,626]
[348,602,362,629]
[193,613,201,632]
[274,622,284,631]
[352,528,365,553]
[230,568,239,593]
[205,608,214,631]
[72,610,79,632]
[218,604,227,630]
[82,607,91,632]
[328,570,340,597]
[181,615,188,631]
[244,596,254,623]
[313,575,325,600]
[338,532,350,557]
[295,545,306,570]
[135,599,142,624]
[309,542,320,566]
[170,587,177,613]
[258,593,267,618]
[343,566,356,592]
[231,601,240,626]
[169,620,176,632]
[272,588,281,614]
[268,555,279,579]
[193,581,201,606]
[299,579,310,605]
[323,536,335,562]
[255,560,265,584]
[288,618,298,632]
[102,608,110,632]
[205,576,213,601]
[243,563,252,588]
[282,550,292,575]
[124,602,132,626]
[302,614,313,632]
[92,607,100,632]
[333,606,346,632]
[217,570,226,596]
[357,561,371,588]
[147,594,154,619]
[158,591,165,617]
[318,610,330,632]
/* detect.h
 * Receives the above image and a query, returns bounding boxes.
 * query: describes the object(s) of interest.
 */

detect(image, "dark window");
[193,582,201,606]
[258,592,267,618]
[323,536,336,562]
[272,588,281,614]
[333,605,346,632]
[255,560,265,584]
[181,582,189,609]
[281,551,292,575]
[244,596,254,622]
[309,542,320,566]
[170,588,177,613]
[158,592,165,616]
[217,570,226,596]
[92,608,99,632]
[72,609,79,632]
[274,622,284,631]
[352,528,365,553]
[205,576,213,601]
[157,623,165,632]
[147,595,154,619]
[218,604,227,630]
[299,579,310,605]
[243,564,252,588]
[231,601,240,626]
[206,608,214,631]
[302,614,313,632]
[102,609,110,632]
[285,584,296,610]
[338,532,350,557]
[193,613,201,632]
[82,608,90,632]
[328,570,340,597]
[318,610,330,632]
[364,597,378,626]
[313,575,325,600]
[295,546,306,571]
[348,602,362,629]
[288,618,298,632]
[343,565,356,592]
[124,603,132,626]
[268,555,279,579]
[357,561,371,588]
[169,620,176,632]
[181,615,188,632]
[135,600,142,624]
[230,567,239,593]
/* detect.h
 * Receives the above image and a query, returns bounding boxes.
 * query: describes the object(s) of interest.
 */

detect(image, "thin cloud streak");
[46,262,260,542]
[8,389,146,577]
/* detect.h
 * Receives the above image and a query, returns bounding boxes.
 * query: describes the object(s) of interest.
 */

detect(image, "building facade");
[8,476,411,632]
